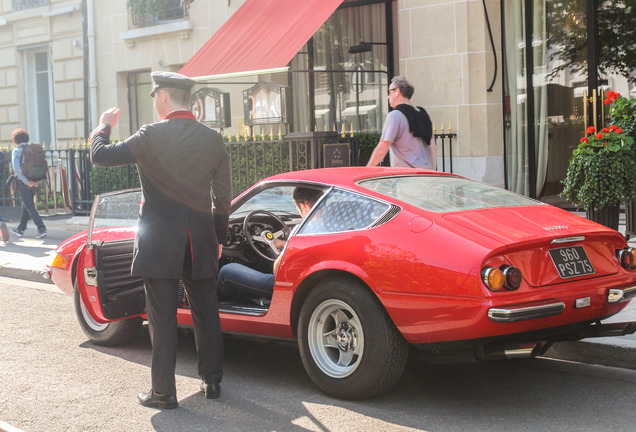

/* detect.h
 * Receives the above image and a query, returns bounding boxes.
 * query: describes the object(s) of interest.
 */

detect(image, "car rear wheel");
[298,277,409,399]
[73,281,142,346]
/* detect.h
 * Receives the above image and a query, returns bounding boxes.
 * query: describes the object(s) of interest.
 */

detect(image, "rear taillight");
[617,247,636,270]
[482,266,522,291]
[502,266,522,290]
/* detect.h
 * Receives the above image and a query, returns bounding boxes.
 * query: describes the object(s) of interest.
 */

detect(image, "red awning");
[179,0,343,79]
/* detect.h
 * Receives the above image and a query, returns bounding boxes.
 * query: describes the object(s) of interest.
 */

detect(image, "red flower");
[603,142,607,147]
[596,133,603,139]
[580,137,589,143]
[617,128,623,134]
[586,126,596,134]
[605,98,612,105]
[609,125,618,131]
[607,90,621,101]
[602,128,609,133]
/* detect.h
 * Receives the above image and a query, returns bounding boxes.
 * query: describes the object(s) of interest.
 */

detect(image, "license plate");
[549,246,595,279]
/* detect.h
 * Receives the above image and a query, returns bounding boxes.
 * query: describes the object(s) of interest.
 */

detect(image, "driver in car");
[216,187,323,303]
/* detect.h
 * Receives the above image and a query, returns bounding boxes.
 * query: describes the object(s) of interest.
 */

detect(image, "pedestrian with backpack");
[10,128,47,238]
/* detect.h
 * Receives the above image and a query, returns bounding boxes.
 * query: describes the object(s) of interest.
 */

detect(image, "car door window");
[299,189,390,234]
[88,189,141,244]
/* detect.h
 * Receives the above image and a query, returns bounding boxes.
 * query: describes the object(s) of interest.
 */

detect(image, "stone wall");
[397,0,504,185]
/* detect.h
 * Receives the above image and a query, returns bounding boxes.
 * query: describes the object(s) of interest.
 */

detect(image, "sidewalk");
[0,214,89,283]
[1,213,635,370]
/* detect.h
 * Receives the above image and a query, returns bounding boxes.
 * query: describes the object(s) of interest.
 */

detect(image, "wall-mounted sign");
[323,143,351,168]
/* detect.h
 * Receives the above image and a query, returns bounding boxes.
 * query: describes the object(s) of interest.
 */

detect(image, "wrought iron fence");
[224,132,358,198]
[0,131,461,217]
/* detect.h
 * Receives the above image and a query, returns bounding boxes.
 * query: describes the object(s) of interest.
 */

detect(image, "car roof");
[265,167,457,188]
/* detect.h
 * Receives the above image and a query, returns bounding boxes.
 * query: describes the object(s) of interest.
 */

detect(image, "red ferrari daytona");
[48,167,636,399]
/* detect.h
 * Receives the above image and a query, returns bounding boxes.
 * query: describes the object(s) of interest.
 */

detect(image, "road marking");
[0,420,24,432]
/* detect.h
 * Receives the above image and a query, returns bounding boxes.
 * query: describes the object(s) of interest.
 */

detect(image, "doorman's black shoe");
[137,390,178,409]
[200,380,221,399]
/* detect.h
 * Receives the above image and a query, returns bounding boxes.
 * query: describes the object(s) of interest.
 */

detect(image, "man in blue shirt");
[366,76,437,169]
[10,128,47,238]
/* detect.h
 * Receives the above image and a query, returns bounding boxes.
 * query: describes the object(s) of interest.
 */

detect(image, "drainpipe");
[87,0,98,128]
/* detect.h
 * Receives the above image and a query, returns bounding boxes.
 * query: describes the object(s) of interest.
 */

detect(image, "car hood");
[442,205,609,244]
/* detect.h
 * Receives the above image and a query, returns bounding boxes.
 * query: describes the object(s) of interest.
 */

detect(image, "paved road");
[2,276,636,432]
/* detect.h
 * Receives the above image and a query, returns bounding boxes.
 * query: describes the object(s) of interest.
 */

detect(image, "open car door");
[78,189,146,322]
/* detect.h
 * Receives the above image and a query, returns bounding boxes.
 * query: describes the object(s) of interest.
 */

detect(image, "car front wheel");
[298,277,409,399]
[73,281,142,346]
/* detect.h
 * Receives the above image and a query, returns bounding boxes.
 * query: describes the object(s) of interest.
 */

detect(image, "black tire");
[73,281,142,346]
[297,277,409,399]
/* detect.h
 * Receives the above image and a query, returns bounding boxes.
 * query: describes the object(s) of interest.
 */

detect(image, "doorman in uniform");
[90,71,231,409]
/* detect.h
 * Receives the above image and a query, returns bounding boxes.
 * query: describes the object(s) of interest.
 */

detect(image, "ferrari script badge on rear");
[543,225,568,231]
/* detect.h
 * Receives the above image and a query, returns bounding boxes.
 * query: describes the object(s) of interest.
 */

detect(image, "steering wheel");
[243,210,291,261]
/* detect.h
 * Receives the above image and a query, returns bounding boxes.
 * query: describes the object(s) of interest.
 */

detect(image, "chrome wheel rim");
[307,299,364,378]
[80,297,109,332]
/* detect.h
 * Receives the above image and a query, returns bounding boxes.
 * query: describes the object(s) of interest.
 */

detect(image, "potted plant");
[605,90,636,237]
[561,124,636,230]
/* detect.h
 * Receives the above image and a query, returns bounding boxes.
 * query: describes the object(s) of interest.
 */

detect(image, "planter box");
[586,204,620,231]
[625,200,636,240]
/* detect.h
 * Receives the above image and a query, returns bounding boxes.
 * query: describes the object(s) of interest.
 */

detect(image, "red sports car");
[48,167,636,399]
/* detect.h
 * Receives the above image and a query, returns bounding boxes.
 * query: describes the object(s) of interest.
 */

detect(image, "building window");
[22,49,54,148]
[12,0,50,11]
[503,1,636,204]
[129,0,189,27]
[127,70,154,132]
[291,0,391,134]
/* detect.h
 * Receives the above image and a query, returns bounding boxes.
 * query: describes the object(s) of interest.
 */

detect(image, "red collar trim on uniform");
[165,110,195,120]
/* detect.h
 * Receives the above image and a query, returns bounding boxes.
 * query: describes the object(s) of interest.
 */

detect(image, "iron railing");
[0,132,459,217]
[131,0,190,27]
[12,0,50,11]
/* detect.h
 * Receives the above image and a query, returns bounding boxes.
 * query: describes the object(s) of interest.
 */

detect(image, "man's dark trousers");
[16,180,46,232]
[144,275,224,395]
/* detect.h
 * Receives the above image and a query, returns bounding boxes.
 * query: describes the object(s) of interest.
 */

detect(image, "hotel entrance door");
[503,0,635,206]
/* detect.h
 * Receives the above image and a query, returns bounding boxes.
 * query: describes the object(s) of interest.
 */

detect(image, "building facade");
[1,0,633,206]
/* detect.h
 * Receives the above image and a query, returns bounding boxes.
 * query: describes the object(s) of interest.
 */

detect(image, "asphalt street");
[1,276,636,432]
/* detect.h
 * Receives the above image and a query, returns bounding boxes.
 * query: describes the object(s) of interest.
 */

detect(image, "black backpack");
[20,143,48,181]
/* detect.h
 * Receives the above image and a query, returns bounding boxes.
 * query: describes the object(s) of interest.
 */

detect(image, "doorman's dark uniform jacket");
[90,111,231,279]
[90,110,231,394]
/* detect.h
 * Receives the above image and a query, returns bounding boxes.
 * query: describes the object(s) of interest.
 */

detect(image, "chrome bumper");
[607,286,636,303]
[488,301,565,323]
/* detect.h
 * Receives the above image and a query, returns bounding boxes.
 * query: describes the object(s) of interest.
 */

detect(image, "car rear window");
[358,175,541,212]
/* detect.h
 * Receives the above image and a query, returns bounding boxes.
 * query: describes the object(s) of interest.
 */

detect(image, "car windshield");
[358,175,540,212]
[91,189,141,230]
[231,186,301,218]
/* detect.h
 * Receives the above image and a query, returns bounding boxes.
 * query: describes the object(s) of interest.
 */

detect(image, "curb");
[543,340,636,370]
[0,266,51,284]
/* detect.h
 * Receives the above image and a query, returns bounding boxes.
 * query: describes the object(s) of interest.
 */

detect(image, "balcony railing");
[131,0,189,27]
[12,0,50,11]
